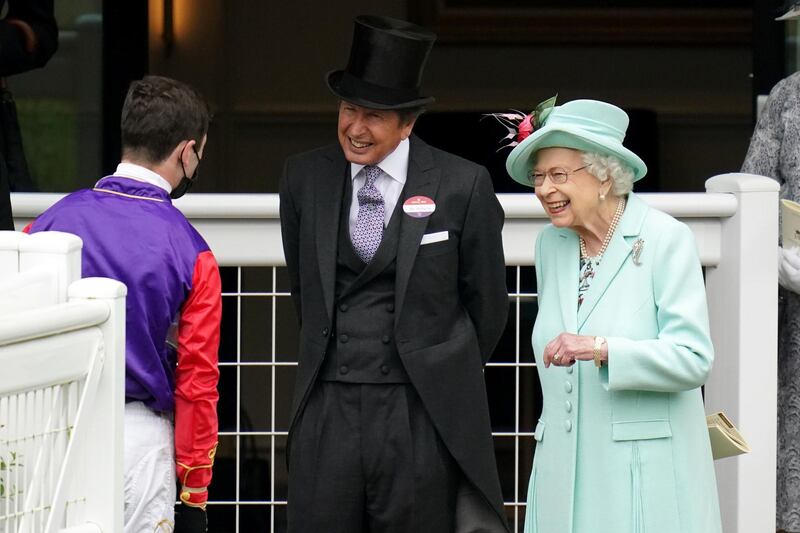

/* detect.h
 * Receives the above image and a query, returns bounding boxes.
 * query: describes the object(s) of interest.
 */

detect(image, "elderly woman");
[505,99,722,533]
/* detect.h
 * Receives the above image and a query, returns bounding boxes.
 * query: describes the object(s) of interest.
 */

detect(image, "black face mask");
[171,145,200,200]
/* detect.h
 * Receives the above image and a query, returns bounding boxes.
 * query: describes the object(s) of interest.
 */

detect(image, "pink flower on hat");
[517,114,533,143]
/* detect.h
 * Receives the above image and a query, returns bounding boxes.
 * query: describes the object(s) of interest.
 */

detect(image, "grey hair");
[581,152,635,196]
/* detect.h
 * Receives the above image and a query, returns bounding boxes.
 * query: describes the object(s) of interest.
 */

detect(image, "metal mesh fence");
[208,265,540,532]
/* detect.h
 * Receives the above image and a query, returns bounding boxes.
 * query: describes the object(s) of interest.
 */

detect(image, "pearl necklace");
[580,197,626,264]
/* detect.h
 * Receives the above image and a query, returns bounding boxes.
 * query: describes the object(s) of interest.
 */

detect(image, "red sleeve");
[174,250,221,508]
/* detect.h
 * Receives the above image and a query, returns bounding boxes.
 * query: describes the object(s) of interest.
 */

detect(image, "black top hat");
[777,0,800,20]
[326,16,436,110]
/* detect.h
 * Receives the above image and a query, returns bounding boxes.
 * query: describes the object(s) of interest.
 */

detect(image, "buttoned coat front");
[526,193,722,533]
[280,135,510,529]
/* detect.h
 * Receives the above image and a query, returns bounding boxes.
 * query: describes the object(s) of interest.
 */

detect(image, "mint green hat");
[505,99,647,187]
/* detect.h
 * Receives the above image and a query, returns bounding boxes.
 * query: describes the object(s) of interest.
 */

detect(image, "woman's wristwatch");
[593,336,606,368]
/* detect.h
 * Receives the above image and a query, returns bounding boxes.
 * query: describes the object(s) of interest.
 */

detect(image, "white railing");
[10,172,779,533]
[0,231,126,533]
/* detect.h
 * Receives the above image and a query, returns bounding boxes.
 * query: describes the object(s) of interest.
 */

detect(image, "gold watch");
[593,336,606,368]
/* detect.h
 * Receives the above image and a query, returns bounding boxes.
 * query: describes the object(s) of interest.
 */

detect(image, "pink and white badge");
[403,196,436,218]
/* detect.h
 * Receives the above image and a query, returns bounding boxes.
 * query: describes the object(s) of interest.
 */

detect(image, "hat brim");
[326,70,435,110]
[505,124,648,187]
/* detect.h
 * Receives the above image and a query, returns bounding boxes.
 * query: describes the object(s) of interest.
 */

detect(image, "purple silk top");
[28,176,212,413]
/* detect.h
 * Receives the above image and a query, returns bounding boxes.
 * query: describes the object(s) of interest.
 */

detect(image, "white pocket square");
[421,231,449,245]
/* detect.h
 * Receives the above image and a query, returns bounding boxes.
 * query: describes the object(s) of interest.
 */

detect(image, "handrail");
[10,191,739,220]
[0,300,109,347]
[500,192,738,218]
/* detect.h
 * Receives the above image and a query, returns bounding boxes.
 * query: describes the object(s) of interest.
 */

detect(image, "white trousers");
[124,402,176,533]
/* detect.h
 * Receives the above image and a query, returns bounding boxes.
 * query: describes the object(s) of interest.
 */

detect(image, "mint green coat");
[526,193,722,533]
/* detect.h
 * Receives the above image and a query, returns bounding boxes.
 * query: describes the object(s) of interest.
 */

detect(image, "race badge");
[403,196,436,218]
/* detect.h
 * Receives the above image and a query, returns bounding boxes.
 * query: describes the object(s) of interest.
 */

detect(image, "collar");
[350,138,409,185]
[615,192,648,237]
[111,162,173,193]
[556,192,649,240]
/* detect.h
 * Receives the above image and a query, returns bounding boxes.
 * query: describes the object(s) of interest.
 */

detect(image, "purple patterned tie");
[352,165,385,263]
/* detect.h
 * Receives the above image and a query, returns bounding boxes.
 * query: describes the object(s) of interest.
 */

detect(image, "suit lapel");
[555,228,580,333]
[315,149,348,321]
[394,136,441,325]
[576,193,648,331]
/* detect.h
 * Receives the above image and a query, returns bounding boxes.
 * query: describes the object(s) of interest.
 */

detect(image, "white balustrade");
[9,173,778,533]
[0,231,126,533]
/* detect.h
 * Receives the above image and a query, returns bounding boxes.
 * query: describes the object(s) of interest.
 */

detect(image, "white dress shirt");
[349,138,409,237]
[110,162,173,194]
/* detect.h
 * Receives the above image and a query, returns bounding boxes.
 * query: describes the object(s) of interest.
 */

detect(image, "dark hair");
[120,76,211,164]
[396,105,426,126]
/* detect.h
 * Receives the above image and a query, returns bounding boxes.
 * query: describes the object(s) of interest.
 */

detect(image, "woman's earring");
[599,192,606,201]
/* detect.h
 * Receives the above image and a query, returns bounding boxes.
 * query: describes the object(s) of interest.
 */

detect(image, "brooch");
[632,238,644,266]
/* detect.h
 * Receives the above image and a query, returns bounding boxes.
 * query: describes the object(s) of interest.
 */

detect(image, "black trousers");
[287,382,460,533]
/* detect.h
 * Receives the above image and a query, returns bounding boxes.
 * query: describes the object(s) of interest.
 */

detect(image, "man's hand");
[174,504,207,533]
[779,246,800,295]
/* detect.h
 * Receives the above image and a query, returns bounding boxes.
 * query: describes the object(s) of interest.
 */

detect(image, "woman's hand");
[779,246,800,295]
[543,332,608,368]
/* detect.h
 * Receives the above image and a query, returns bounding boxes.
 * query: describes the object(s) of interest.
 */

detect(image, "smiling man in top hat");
[279,14,510,533]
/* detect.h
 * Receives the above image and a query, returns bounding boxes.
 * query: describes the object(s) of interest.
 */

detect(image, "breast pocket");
[416,236,458,257]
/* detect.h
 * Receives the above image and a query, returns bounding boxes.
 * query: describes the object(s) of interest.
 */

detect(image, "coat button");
[566,365,574,374]
[564,381,573,393]
[380,365,390,375]
[565,400,572,413]
[564,420,572,432]
[339,334,349,343]
[339,303,349,312]
[381,335,391,344]
[339,365,349,375]
[386,303,395,313]
[322,327,329,336]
